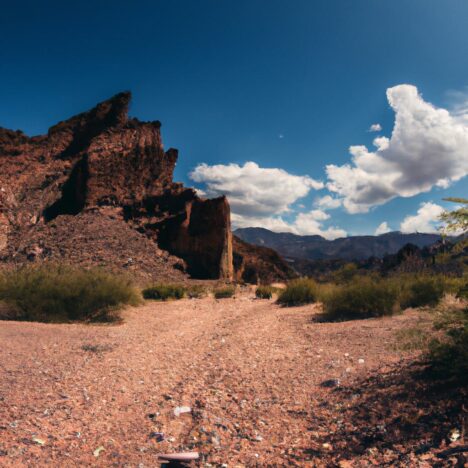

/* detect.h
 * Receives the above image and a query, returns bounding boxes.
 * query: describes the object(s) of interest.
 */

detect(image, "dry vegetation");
[0,264,140,323]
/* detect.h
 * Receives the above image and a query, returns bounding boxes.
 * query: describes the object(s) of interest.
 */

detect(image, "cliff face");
[0,92,233,280]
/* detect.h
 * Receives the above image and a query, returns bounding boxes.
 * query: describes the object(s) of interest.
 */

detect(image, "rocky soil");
[0,292,466,467]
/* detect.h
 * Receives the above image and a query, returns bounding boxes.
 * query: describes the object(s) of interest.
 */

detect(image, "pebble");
[320,378,340,388]
[174,406,191,417]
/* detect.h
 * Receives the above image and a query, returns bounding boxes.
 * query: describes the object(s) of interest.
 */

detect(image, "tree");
[440,198,468,235]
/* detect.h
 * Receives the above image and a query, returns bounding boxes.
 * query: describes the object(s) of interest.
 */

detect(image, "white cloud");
[369,123,382,132]
[400,202,444,233]
[194,187,207,197]
[315,195,342,210]
[326,84,468,213]
[190,161,323,217]
[231,213,294,233]
[190,162,347,238]
[375,221,391,235]
[293,211,347,239]
[446,87,468,124]
[231,210,346,240]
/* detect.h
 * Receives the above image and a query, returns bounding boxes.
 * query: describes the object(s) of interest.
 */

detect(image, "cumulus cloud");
[315,195,342,210]
[446,87,468,124]
[190,161,346,239]
[375,221,391,235]
[190,161,323,217]
[369,123,382,132]
[293,211,347,239]
[326,85,468,213]
[400,202,444,233]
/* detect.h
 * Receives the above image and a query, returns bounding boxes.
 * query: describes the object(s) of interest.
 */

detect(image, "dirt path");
[0,292,444,466]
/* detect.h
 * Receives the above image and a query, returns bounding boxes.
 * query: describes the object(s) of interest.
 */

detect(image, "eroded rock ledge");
[0,92,233,280]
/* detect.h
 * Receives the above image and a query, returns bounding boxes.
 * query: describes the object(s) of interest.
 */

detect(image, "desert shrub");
[332,263,358,284]
[315,282,338,303]
[187,284,207,299]
[0,264,140,323]
[321,276,399,321]
[399,276,444,309]
[394,326,432,352]
[255,285,277,299]
[277,278,318,306]
[214,286,235,299]
[428,304,468,382]
[441,276,466,295]
[142,284,186,301]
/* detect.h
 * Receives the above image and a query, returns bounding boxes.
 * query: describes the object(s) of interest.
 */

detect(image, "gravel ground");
[0,291,465,467]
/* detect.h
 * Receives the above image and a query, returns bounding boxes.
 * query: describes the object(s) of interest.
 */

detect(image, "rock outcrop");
[233,236,297,284]
[0,92,233,280]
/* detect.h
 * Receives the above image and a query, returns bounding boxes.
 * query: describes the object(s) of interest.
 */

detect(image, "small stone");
[358,359,365,364]
[448,428,461,442]
[174,406,191,417]
[149,432,165,442]
[93,446,105,457]
[320,379,340,388]
[32,437,46,446]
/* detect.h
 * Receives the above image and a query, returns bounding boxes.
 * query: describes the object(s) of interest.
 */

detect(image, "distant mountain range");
[234,227,446,261]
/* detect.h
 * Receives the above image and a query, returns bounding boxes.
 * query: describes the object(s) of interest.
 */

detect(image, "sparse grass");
[81,343,114,353]
[277,278,318,306]
[187,284,207,299]
[0,264,140,323]
[142,284,186,301]
[214,286,235,299]
[428,302,468,382]
[255,285,278,299]
[321,276,399,321]
[394,326,431,352]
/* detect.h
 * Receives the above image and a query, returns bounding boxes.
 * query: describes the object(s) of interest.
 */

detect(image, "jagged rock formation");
[0,92,233,281]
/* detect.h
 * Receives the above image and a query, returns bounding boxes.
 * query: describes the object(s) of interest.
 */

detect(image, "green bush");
[214,286,235,299]
[142,284,186,301]
[428,304,468,382]
[0,264,140,323]
[399,276,444,309]
[255,285,277,299]
[321,276,399,321]
[456,282,468,300]
[332,263,358,284]
[277,278,318,306]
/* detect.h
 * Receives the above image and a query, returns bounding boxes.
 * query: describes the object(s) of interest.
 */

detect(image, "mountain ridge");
[234,227,446,261]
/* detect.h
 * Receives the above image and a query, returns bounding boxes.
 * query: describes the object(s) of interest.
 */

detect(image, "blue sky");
[1,0,467,237]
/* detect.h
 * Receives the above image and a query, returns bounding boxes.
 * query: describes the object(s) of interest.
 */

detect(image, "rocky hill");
[234,227,445,261]
[232,236,297,284]
[0,93,236,282]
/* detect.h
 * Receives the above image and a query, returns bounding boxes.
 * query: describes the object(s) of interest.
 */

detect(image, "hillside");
[234,227,445,261]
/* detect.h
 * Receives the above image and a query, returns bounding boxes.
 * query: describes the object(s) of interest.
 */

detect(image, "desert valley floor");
[0,291,465,467]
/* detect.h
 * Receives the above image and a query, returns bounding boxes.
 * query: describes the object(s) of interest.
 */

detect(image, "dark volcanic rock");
[0,92,233,280]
